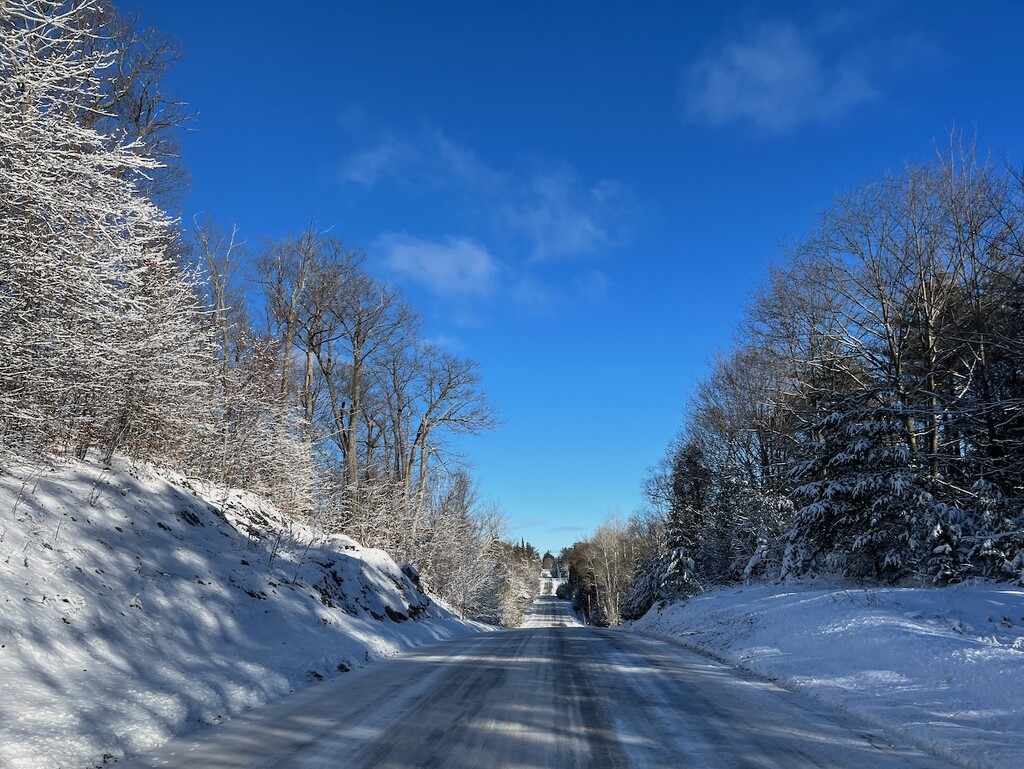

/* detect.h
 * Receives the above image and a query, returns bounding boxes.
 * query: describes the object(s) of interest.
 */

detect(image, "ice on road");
[123,596,956,768]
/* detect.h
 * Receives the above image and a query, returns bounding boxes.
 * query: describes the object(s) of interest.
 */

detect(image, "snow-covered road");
[520,589,583,627]
[122,596,957,768]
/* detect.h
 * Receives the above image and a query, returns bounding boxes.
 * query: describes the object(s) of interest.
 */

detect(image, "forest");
[563,148,1024,625]
[0,0,540,626]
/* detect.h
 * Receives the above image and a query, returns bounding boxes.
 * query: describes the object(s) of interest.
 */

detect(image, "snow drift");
[626,582,1024,769]
[0,455,485,768]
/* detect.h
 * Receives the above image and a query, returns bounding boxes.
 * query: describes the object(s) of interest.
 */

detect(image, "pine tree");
[786,395,942,581]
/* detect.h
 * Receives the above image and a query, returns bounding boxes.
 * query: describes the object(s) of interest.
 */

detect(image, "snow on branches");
[0,0,209,461]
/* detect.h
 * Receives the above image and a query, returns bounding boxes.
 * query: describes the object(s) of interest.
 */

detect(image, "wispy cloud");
[377,233,500,299]
[681,20,879,132]
[431,130,507,193]
[339,122,635,263]
[500,171,635,262]
[423,333,467,353]
[338,125,506,196]
[339,118,639,318]
[338,133,413,185]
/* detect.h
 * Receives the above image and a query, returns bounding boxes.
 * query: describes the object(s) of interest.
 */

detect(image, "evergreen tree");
[785,395,944,581]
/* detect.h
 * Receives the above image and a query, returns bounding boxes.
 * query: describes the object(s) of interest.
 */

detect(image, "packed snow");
[538,575,566,595]
[519,594,583,628]
[624,581,1024,769]
[0,455,487,769]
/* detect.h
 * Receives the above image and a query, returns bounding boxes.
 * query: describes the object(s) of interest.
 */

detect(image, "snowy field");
[625,582,1024,769]
[0,456,487,769]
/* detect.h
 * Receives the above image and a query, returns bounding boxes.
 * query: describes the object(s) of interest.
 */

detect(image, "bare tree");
[74,1,193,204]
[406,348,497,501]
[329,266,418,488]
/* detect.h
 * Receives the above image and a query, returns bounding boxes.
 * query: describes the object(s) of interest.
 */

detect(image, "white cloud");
[430,130,507,193]
[341,118,636,320]
[502,169,620,262]
[377,233,500,299]
[339,124,506,195]
[340,119,635,262]
[681,21,877,132]
[423,333,466,353]
[339,136,412,184]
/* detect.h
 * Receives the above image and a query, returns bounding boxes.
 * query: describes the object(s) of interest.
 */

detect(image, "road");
[123,596,957,768]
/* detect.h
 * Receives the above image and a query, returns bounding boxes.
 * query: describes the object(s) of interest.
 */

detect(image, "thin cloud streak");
[339,134,412,185]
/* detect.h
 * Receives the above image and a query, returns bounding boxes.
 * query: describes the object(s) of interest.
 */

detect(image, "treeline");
[193,221,498,582]
[559,516,655,626]
[0,0,528,624]
[566,144,1024,623]
[477,541,542,627]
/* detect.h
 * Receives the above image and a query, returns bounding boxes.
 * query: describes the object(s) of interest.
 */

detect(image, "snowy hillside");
[0,456,486,769]
[626,582,1024,769]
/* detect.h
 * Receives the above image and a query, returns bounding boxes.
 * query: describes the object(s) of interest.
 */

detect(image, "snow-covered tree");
[785,396,940,581]
[0,0,208,463]
[630,139,1024,594]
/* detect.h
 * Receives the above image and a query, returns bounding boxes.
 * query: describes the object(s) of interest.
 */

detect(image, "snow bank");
[0,456,487,769]
[625,582,1024,769]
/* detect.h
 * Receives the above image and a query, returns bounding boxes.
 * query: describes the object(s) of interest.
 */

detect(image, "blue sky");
[125,0,1024,556]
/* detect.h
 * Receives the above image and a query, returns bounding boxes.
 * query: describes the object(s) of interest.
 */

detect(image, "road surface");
[521,585,580,626]
[123,596,957,768]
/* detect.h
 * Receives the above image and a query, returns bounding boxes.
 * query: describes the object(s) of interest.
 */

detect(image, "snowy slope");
[625,582,1024,769]
[0,456,487,769]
